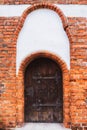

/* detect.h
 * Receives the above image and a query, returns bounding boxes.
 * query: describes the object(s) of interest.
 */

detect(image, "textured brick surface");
[68,17,87,123]
[2,0,87,5]
[67,17,87,130]
[0,17,20,128]
[0,0,4,4]
[0,3,87,130]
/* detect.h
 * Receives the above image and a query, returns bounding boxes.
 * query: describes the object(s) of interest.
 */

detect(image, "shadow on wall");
[0,115,14,130]
[0,85,6,129]
[0,117,6,130]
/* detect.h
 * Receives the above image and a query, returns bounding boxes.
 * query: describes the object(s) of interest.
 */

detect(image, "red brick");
[0,3,87,130]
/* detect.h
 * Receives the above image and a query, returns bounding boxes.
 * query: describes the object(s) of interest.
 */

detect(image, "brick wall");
[0,5,87,130]
[0,17,20,128]
[0,0,86,5]
[67,17,87,130]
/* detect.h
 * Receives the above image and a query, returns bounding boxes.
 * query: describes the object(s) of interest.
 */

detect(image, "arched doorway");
[16,3,70,127]
[24,57,63,123]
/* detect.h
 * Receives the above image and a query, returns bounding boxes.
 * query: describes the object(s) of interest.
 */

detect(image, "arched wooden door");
[24,58,63,123]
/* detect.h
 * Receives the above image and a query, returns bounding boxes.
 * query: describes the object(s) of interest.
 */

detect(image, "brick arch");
[16,51,70,128]
[18,52,68,75]
[15,3,68,37]
[16,2,71,76]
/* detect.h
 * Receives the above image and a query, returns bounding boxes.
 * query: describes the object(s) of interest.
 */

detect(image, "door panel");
[24,58,63,122]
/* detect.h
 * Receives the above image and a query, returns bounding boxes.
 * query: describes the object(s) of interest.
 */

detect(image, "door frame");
[16,51,70,128]
[24,57,63,123]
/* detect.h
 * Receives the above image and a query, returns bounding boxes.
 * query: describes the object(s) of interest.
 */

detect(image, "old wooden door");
[24,58,63,123]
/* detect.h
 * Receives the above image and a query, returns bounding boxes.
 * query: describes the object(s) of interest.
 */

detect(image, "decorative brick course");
[0,3,87,130]
[15,3,68,37]
[2,0,87,5]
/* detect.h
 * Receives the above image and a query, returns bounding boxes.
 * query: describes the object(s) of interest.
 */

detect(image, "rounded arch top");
[18,3,68,31]
[18,51,69,76]
[16,3,70,75]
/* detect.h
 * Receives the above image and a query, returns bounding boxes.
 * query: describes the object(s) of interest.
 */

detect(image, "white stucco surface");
[14,123,71,130]
[16,9,70,74]
[0,4,87,17]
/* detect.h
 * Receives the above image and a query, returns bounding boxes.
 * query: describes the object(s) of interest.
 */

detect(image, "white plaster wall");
[16,9,70,74]
[0,4,87,17]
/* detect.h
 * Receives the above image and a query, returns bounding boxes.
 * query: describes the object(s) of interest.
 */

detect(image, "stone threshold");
[13,123,71,130]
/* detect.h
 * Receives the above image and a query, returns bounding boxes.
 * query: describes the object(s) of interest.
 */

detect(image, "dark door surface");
[24,58,63,123]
